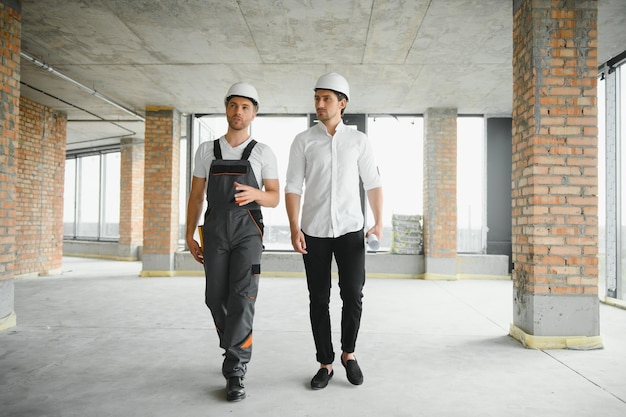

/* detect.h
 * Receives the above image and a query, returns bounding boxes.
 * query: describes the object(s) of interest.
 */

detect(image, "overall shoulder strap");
[213,139,222,159]
[241,140,257,161]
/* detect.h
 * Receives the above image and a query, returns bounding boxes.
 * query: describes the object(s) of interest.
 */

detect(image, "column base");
[140,270,177,277]
[422,272,457,280]
[141,254,175,277]
[509,323,603,350]
[0,312,17,331]
[424,256,456,280]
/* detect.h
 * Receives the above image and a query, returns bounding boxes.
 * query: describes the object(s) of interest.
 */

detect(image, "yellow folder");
[197,225,204,249]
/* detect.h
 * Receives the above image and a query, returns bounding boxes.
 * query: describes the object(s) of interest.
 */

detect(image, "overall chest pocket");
[208,162,250,204]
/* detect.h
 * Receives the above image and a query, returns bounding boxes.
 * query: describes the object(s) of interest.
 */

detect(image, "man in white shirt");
[285,72,383,390]
[186,82,279,402]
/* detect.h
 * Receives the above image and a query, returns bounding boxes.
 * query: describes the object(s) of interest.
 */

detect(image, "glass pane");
[597,75,606,296]
[76,155,101,238]
[252,116,308,250]
[617,65,626,299]
[457,117,485,253]
[179,136,188,245]
[63,158,77,237]
[367,115,423,250]
[102,152,120,239]
[197,115,228,145]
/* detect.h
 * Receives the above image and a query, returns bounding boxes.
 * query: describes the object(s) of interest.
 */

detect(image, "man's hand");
[291,229,308,254]
[187,238,204,264]
[234,181,259,206]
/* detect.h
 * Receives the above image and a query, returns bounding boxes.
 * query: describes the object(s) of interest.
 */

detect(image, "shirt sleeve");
[284,133,306,195]
[192,141,211,179]
[261,145,279,181]
[359,135,383,191]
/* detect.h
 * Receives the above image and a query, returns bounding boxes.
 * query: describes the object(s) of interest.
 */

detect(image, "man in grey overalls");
[185,82,279,402]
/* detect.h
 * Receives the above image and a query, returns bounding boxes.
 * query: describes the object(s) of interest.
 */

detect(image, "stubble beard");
[227,117,247,131]
[316,110,335,123]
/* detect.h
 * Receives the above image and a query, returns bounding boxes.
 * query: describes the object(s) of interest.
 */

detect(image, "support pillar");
[0,0,21,330]
[423,108,457,280]
[16,98,66,276]
[119,137,144,261]
[510,0,601,349]
[141,107,180,276]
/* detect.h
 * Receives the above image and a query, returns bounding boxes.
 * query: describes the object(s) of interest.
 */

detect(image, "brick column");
[141,107,180,276]
[16,97,66,276]
[118,137,144,261]
[510,0,601,349]
[423,108,457,279]
[0,0,20,330]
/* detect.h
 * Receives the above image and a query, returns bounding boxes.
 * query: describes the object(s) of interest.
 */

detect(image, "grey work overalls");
[203,139,264,379]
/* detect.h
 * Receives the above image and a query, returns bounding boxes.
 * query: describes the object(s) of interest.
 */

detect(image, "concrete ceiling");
[18,0,626,149]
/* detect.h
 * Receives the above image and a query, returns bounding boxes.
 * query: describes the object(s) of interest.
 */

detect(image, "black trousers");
[302,230,365,365]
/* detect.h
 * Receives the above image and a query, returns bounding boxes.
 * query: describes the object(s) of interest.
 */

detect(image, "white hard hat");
[225,82,260,107]
[314,72,350,101]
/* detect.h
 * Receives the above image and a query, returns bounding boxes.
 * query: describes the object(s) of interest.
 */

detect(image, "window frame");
[64,146,121,241]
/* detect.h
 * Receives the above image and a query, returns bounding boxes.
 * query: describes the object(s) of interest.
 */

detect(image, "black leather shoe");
[342,358,363,385]
[310,368,333,390]
[226,376,246,401]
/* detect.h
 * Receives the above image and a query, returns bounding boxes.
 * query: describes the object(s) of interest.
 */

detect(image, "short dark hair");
[335,91,348,115]
[334,91,348,103]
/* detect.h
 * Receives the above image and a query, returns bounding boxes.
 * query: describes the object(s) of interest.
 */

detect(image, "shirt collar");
[316,119,345,135]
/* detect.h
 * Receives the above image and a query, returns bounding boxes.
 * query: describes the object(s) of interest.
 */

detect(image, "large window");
[102,152,121,238]
[184,114,426,251]
[457,117,486,253]
[367,115,424,249]
[251,116,309,249]
[598,74,606,297]
[63,158,76,237]
[617,65,626,300]
[183,113,487,253]
[599,51,626,302]
[64,150,120,240]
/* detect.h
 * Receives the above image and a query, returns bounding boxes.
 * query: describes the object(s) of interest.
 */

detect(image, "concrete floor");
[1,257,626,417]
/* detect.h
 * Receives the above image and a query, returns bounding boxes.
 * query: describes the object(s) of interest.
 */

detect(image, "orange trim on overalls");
[240,333,253,349]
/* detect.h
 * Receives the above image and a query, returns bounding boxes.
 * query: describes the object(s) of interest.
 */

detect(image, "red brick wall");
[423,108,457,259]
[119,138,144,247]
[16,97,67,276]
[512,1,598,296]
[143,107,180,256]
[0,1,20,284]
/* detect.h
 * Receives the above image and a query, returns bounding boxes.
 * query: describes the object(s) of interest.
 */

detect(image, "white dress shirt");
[285,121,382,238]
